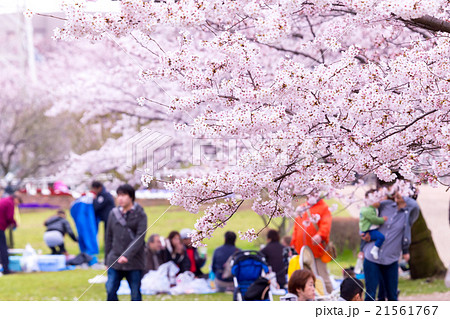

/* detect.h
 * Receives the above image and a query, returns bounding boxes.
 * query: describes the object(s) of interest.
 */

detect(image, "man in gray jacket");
[362,189,419,301]
[105,184,147,301]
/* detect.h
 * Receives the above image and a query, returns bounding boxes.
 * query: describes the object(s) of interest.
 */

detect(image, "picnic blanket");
[115,261,214,295]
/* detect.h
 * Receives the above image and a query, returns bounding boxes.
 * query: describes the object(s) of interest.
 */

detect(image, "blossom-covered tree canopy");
[52,0,450,244]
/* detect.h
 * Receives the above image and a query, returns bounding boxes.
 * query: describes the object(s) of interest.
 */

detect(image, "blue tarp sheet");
[70,196,99,256]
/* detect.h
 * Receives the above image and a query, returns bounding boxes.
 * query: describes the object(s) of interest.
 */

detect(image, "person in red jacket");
[290,198,333,293]
[0,193,21,274]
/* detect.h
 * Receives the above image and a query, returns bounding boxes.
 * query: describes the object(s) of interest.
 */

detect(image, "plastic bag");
[170,273,214,295]
[140,270,170,294]
[116,261,180,295]
[20,244,39,272]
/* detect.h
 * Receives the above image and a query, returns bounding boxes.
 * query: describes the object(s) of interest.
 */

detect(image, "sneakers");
[370,246,380,260]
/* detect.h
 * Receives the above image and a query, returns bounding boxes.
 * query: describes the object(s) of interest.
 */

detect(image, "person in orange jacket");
[290,198,333,294]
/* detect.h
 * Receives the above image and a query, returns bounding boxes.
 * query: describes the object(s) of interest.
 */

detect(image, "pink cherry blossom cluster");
[54,0,450,246]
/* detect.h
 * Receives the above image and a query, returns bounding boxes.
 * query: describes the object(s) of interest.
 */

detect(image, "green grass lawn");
[2,203,448,301]
[13,205,269,265]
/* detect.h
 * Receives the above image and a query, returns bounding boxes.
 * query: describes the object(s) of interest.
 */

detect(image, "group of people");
[1,177,421,302]
[286,178,419,301]
[283,269,365,301]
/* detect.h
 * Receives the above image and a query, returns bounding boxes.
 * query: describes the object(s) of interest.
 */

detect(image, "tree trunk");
[409,210,447,279]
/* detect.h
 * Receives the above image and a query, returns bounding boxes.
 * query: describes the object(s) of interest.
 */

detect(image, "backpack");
[243,277,271,301]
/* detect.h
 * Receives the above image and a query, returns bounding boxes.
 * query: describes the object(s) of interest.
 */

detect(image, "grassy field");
[1,202,448,301]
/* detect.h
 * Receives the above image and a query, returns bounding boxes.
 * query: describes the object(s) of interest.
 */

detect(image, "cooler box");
[37,255,66,272]
[8,256,22,272]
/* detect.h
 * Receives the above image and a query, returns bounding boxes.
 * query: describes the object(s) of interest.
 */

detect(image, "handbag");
[306,210,337,263]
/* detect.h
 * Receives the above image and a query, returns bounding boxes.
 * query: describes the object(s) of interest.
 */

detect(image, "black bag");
[66,252,93,266]
[243,277,271,301]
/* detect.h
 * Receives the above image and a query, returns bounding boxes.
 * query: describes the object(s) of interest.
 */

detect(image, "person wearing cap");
[180,228,207,278]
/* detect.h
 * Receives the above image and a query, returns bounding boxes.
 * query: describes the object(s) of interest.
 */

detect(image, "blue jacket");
[93,187,115,222]
[212,244,239,281]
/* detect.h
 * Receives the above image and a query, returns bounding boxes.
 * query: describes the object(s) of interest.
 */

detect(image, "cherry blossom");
[53,0,450,246]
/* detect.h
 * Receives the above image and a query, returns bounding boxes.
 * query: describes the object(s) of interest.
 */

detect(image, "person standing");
[91,181,115,235]
[105,184,147,301]
[0,193,21,275]
[362,190,419,301]
[290,198,333,294]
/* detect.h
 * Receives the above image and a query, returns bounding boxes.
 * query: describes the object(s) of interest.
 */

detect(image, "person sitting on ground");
[283,269,316,301]
[281,235,297,271]
[212,231,240,292]
[144,233,168,273]
[260,229,287,289]
[359,189,387,260]
[165,231,191,273]
[43,210,78,256]
[180,228,207,278]
[338,277,364,301]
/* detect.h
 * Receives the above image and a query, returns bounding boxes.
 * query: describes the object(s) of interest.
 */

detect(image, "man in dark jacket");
[0,193,20,274]
[260,229,287,288]
[212,231,239,292]
[105,184,147,301]
[43,210,78,255]
[180,228,207,278]
[91,181,115,235]
[144,233,168,273]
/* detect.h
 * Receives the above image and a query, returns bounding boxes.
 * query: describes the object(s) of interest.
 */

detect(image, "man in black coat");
[91,181,115,235]
[105,184,147,301]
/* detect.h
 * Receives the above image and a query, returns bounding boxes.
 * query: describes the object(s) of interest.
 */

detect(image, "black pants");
[50,243,66,255]
[0,230,9,273]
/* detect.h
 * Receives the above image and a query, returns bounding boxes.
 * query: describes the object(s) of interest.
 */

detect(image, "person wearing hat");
[180,228,207,278]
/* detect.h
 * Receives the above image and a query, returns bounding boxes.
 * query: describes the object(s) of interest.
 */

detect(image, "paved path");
[399,291,450,301]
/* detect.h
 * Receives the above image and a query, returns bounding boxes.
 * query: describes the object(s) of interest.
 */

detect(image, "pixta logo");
[126,128,173,174]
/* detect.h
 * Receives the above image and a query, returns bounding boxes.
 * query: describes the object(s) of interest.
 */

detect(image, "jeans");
[106,268,142,301]
[0,230,9,273]
[363,258,398,301]
[367,229,385,248]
